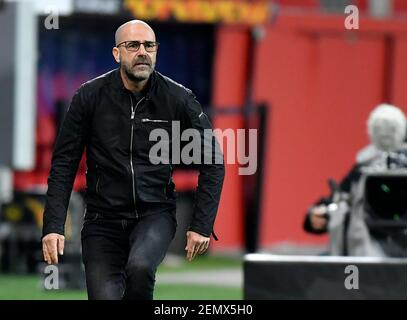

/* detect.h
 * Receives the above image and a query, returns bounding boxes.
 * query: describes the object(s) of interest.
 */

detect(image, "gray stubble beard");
[122,62,154,83]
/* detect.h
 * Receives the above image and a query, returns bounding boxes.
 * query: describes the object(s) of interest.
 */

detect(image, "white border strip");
[12,0,37,170]
[244,253,407,264]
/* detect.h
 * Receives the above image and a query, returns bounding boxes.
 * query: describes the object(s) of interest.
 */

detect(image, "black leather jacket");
[43,68,225,238]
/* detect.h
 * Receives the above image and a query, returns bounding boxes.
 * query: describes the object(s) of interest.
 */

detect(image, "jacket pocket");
[91,164,133,210]
[95,166,101,195]
[135,163,173,202]
[83,212,99,225]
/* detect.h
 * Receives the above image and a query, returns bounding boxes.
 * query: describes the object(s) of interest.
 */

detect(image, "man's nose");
[137,43,148,55]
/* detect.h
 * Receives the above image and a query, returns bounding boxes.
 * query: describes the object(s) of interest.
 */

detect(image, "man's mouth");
[134,62,150,66]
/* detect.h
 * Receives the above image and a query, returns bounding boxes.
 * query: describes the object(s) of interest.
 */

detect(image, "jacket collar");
[111,67,156,100]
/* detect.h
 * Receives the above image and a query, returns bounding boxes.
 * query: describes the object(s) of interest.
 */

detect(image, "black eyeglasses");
[116,41,159,52]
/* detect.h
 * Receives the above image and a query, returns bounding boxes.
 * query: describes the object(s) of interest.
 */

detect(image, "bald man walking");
[41,20,224,300]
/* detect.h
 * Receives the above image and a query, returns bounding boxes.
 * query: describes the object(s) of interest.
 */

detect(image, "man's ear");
[112,47,120,63]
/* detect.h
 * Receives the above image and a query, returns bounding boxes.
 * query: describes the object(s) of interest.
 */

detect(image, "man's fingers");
[187,245,195,261]
[193,241,208,259]
[185,231,211,261]
[48,245,58,264]
[58,237,64,256]
[191,244,200,260]
[45,240,58,264]
[198,241,209,254]
[42,243,51,264]
[185,240,193,261]
[42,234,65,265]
[187,241,201,261]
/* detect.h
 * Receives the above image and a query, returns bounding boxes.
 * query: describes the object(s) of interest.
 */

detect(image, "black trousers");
[81,207,177,300]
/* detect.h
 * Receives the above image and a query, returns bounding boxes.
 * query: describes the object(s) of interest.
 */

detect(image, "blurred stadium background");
[1,0,407,300]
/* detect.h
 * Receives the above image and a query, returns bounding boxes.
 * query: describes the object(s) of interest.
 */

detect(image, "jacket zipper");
[129,94,145,217]
[141,118,169,123]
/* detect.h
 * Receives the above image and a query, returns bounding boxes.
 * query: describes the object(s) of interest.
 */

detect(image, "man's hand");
[42,233,65,265]
[185,231,210,261]
[310,205,328,230]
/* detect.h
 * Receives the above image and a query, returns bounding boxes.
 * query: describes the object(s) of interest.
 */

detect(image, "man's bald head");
[115,20,156,46]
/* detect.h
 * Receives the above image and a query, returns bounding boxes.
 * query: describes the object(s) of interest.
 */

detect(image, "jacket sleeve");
[181,92,225,239]
[42,87,90,237]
